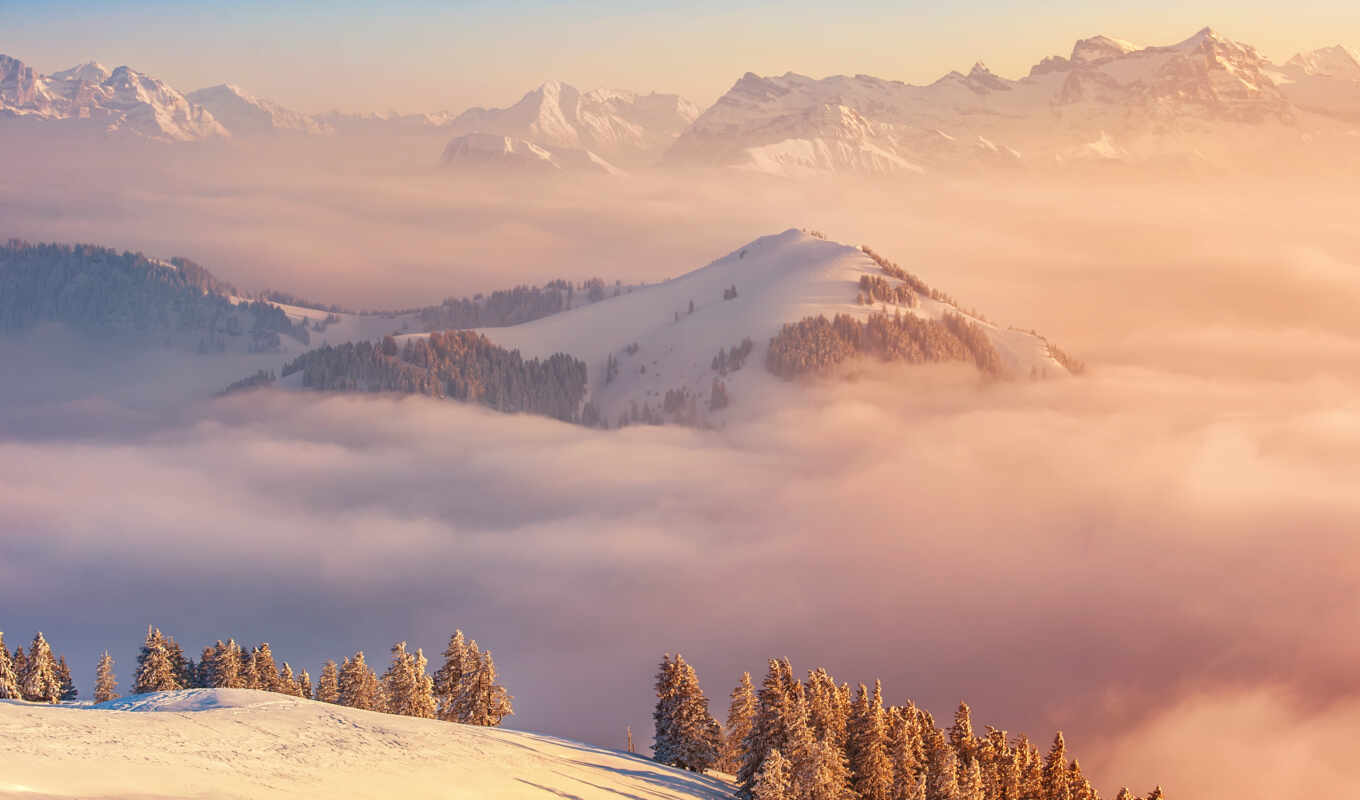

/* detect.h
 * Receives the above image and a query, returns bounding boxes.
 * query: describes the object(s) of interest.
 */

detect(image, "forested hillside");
[0,240,310,353]
[281,331,589,422]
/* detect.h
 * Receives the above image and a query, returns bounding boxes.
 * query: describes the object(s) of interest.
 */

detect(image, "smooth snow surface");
[0,689,734,800]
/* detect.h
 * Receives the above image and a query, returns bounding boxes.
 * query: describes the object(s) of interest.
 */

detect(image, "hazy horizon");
[5,2,1360,113]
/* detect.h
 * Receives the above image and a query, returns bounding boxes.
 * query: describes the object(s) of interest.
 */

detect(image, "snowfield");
[0,689,734,800]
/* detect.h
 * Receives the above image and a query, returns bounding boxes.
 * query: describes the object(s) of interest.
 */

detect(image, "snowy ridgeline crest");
[653,655,1165,800]
[20,625,513,727]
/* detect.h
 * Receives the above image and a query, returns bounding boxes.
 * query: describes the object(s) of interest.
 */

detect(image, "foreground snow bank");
[0,689,734,800]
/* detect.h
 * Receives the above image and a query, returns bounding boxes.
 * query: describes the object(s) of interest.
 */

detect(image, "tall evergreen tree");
[453,643,513,726]
[753,747,793,800]
[252,643,279,692]
[382,642,434,718]
[11,646,27,698]
[929,743,959,800]
[1069,759,1097,800]
[94,651,118,703]
[21,632,62,703]
[337,652,381,711]
[134,627,181,694]
[278,663,301,697]
[720,672,757,774]
[887,706,923,800]
[0,633,19,700]
[805,668,850,749]
[957,757,983,800]
[652,654,721,772]
[948,702,977,765]
[847,681,893,800]
[412,648,436,718]
[56,655,77,701]
[433,630,468,722]
[740,659,802,796]
[297,669,312,700]
[1042,733,1071,800]
[315,660,341,704]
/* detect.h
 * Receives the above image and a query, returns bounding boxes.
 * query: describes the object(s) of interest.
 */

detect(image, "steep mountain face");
[0,54,227,141]
[444,80,699,166]
[667,28,1323,176]
[440,132,623,175]
[1281,45,1360,79]
[186,84,333,136]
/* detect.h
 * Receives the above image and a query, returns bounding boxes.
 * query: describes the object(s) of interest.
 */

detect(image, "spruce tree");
[134,627,182,694]
[383,642,421,716]
[957,757,983,800]
[740,659,801,796]
[0,633,19,700]
[1042,733,1070,800]
[279,663,301,697]
[412,648,436,718]
[338,652,381,711]
[315,660,341,703]
[253,643,279,692]
[929,743,959,800]
[453,643,513,726]
[887,706,923,800]
[21,632,62,703]
[652,654,720,772]
[1144,787,1164,800]
[720,672,757,774]
[948,702,977,765]
[433,631,468,722]
[753,747,793,800]
[56,656,77,701]
[1069,759,1096,800]
[94,651,118,703]
[11,646,27,698]
[297,669,312,700]
[847,681,893,800]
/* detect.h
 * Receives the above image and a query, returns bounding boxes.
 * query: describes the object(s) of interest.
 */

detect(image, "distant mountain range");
[4,27,1359,172]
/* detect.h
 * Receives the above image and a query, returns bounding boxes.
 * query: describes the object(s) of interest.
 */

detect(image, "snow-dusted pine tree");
[886,705,923,800]
[94,651,118,703]
[315,660,340,704]
[948,702,977,765]
[11,646,26,696]
[433,630,468,722]
[0,633,19,700]
[804,668,849,749]
[56,655,77,701]
[297,669,312,700]
[21,632,63,703]
[652,654,721,772]
[928,739,959,800]
[338,651,381,711]
[753,747,793,800]
[1069,759,1096,800]
[847,681,893,800]
[957,757,983,800]
[134,627,181,694]
[1042,732,1070,800]
[279,662,300,697]
[739,658,801,796]
[720,671,757,774]
[412,648,436,718]
[253,643,279,692]
[1145,786,1164,800]
[382,642,435,717]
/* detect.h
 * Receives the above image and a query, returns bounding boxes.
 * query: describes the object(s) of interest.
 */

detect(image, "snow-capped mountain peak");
[186,83,332,136]
[1283,45,1360,79]
[0,54,227,141]
[1070,34,1141,64]
[50,60,111,84]
[443,79,698,166]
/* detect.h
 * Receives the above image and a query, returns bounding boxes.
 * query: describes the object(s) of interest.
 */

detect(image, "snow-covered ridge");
[410,229,1070,425]
[186,83,334,136]
[440,80,699,169]
[441,131,624,175]
[0,688,733,800]
[666,27,1347,176]
[0,54,227,141]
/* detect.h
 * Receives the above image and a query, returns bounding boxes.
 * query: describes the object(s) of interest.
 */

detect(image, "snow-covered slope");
[435,229,1068,424]
[0,54,227,141]
[445,80,699,166]
[441,132,624,175]
[0,689,733,800]
[187,84,333,136]
[667,27,1315,175]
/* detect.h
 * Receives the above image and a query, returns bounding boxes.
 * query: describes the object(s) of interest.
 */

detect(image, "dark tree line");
[653,655,1164,800]
[0,630,78,703]
[766,312,1003,379]
[416,277,618,331]
[282,330,588,422]
[0,240,309,351]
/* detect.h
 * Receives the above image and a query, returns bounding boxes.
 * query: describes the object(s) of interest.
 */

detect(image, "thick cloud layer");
[3,152,1360,799]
